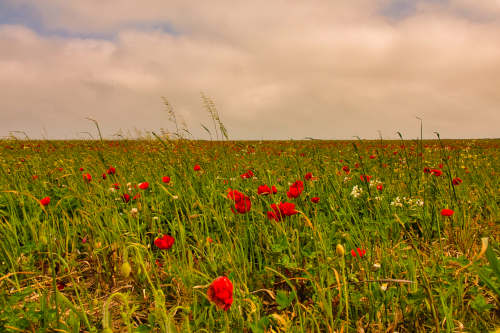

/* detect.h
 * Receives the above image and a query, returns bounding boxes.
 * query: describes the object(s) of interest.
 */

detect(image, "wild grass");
[0,138,498,332]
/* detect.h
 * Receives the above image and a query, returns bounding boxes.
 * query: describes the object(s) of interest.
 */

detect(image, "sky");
[1,0,499,140]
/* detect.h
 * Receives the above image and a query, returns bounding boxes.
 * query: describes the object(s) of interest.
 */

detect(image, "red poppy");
[32,175,39,180]
[360,175,372,182]
[122,193,131,203]
[133,193,141,200]
[304,172,313,180]
[369,155,376,159]
[440,209,454,216]
[423,167,431,174]
[311,197,320,203]
[438,163,443,169]
[227,189,251,214]
[113,183,120,189]
[287,180,304,198]
[139,182,149,190]
[376,184,383,192]
[240,170,254,179]
[162,176,171,184]
[79,167,84,171]
[267,202,298,221]
[154,234,175,250]
[207,276,233,311]
[452,177,462,186]
[342,166,350,174]
[431,169,442,177]
[40,196,50,206]
[351,248,366,258]
[107,167,116,175]
[83,173,92,182]
[257,185,271,195]
[194,165,201,171]
[102,173,107,180]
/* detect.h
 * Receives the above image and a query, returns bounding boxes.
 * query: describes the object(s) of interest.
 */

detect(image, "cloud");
[1,1,499,139]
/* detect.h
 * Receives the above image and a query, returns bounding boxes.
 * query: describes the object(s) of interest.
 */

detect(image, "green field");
[0,138,499,332]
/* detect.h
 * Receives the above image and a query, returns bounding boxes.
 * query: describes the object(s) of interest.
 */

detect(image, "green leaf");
[470,294,493,313]
[485,245,500,279]
[276,290,294,310]
[249,316,270,333]
[271,236,288,253]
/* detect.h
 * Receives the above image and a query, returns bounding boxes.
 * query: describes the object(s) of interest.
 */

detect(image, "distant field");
[0,138,498,332]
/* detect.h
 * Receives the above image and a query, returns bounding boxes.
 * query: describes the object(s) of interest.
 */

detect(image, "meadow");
[0,137,498,332]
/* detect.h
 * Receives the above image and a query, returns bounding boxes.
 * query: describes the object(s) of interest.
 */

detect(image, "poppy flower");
[102,173,107,180]
[107,167,116,175]
[227,189,251,214]
[304,172,313,180]
[257,185,271,195]
[240,170,254,179]
[440,209,454,216]
[133,193,141,200]
[452,177,462,186]
[194,165,201,171]
[431,169,442,177]
[360,175,372,183]
[122,193,131,203]
[83,173,92,182]
[376,184,383,191]
[154,234,175,250]
[342,166,350,174]
[423,167,431,174]
[311,197,320,203]
[351,248,366,258]
[267,202,298,221]
[79,167,84,171]
[139,182,149,190]
[40,196,50,206]
[32,175,39,180]
[113,183,120,189]
[162,176,171,184]
[207,276,233,311]
[369,155,376,159]
[287,180,304,198]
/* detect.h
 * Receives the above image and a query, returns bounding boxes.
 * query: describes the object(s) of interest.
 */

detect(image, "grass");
[0,138,498,332]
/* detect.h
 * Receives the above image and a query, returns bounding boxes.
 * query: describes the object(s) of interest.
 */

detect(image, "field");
[0,138,499,332]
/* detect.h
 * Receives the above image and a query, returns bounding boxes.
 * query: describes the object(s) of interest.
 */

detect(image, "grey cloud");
[1,1,499,139]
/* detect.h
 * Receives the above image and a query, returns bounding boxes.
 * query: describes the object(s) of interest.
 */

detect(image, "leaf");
[485,245,500,279]
[470,294,493,313]
[271,236,288,253]
[276,290,294,310]
[249,316,270,333]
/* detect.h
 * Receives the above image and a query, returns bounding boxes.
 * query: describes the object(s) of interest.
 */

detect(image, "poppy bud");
[121,262,132,278]
[336,244,345,256]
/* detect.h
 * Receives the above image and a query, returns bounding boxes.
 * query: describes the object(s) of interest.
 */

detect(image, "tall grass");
[0,138,498,332]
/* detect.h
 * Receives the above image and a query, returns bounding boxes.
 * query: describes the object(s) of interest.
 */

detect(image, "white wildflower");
[350,185,363,198]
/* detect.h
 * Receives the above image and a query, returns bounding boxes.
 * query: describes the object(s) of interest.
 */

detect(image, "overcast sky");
[1,0,499,140]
